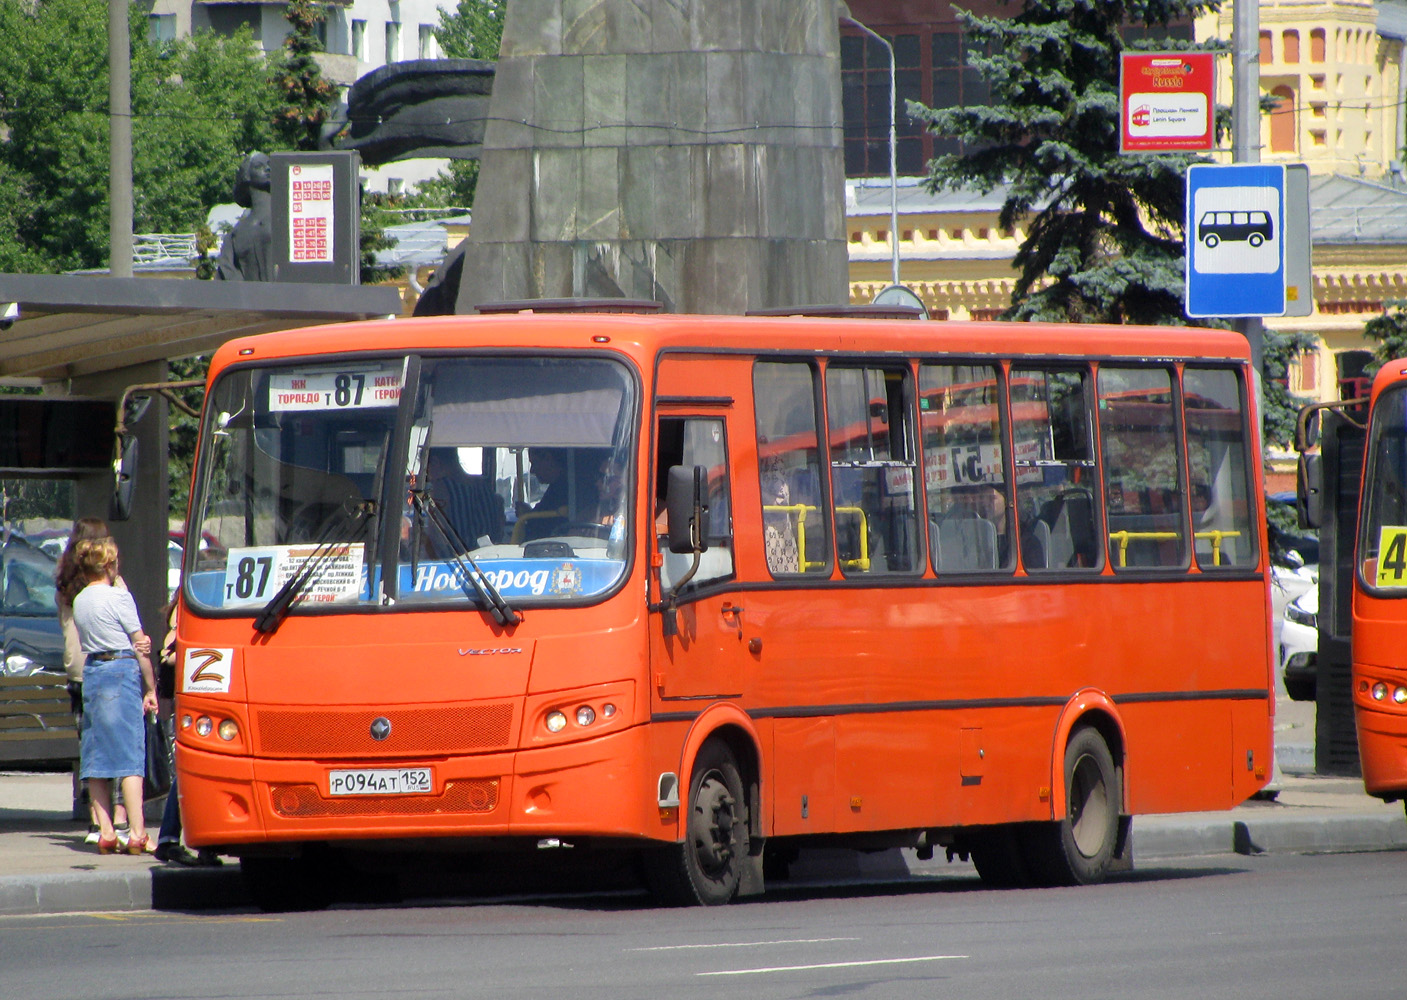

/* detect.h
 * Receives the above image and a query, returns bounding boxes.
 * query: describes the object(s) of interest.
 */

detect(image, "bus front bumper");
[178,724,671,851]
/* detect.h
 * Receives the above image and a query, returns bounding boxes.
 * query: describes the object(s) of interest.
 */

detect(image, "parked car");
[1280,585,1318,701]
[1,537,64,677]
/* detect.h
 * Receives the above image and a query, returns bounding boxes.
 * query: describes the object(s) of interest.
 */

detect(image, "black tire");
[1203,233,1220,248]
[969,825,1034,888]
[1249,233,1264,247]
[241,856,334,913]
[1025,726,1121,886]
[643,740,747,906]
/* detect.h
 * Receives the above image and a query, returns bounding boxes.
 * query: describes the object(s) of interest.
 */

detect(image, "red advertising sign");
[1120,52,1216,153]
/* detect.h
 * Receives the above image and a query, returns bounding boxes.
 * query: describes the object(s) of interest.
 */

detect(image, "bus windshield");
[1360,384,1407,593]
[185,354,636,613]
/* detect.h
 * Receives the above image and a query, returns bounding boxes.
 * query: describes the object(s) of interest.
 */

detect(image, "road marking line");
[698,955,968,976]
[632,937,859,952]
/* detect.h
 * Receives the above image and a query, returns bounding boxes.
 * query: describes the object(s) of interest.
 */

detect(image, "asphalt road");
[2,850,1402,1000]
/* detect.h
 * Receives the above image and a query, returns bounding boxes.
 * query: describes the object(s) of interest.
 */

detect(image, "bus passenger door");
[650,413,745,702]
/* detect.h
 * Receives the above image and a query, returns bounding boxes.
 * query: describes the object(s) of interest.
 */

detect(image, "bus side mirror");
[1297,453,1322,530]
[111,433,137,522]
[666,465,710,555]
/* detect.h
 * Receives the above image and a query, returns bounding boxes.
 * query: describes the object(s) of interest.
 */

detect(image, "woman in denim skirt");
[72,537,158,855]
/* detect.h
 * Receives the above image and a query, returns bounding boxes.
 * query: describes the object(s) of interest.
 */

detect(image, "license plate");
[328,767,433,796]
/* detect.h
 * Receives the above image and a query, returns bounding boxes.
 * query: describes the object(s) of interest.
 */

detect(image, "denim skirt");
[80,657,144,780]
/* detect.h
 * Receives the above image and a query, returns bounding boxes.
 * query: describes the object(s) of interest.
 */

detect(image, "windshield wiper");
[409,487,521,628]
[254,500,374,635]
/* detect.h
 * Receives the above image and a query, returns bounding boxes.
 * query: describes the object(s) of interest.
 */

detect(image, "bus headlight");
[545,711,567,733]
[1395,687,1407,705]
[576,706,596,727]
[195,715,213,736]
[217,719,239,741]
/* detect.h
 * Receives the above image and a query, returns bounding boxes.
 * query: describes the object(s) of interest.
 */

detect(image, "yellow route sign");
[1376,526,1407,588]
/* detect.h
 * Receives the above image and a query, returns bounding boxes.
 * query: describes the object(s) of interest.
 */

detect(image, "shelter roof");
[0,274,401,381]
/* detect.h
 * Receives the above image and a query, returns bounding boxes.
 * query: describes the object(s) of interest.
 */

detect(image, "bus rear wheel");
[1026,726,1121,886]
[643,740,747,906]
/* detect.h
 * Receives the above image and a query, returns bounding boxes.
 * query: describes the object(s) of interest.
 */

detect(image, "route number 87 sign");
[1376,526,1407,588]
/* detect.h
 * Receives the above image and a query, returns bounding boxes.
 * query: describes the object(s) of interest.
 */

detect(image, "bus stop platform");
[1,769,1404,916]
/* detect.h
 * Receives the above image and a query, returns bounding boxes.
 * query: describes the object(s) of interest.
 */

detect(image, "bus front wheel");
[644,740,747,906]
[1026,726,1121,886]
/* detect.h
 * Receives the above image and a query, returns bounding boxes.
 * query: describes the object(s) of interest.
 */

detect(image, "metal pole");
[842,15,900,287]
[1231,0,1263,379]
[108,0,133,278]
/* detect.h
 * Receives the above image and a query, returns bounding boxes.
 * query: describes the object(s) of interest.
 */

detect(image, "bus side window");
[1011,366,1101,571]
[1098,366,1187,570]
[754,361,830,576]
[656,416,734,590]
[824,366,921,575]
[919,363,1013,573]
[1184,367,1257,568]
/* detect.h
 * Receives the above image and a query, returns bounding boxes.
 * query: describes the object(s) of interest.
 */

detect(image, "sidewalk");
[3,762,1404,916]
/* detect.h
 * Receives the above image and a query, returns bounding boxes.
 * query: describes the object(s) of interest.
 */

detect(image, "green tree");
[167,356,210,520]
[1261,328,1317,452]
[911,0,1221,325]
[272,0,340,152]
[434,0,509,60]
[1362,302,1407,376]
[0,0,280,272]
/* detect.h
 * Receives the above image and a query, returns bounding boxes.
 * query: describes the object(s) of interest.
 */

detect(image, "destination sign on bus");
[221,543,367,607]
[267,366,403,411]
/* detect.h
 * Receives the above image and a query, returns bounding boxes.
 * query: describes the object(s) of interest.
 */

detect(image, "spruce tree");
[273,0,339,152]
[912,0,1222,325]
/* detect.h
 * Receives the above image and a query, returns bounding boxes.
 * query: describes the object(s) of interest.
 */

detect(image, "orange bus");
[171,312,1273,909]
[1339,360,1407,810]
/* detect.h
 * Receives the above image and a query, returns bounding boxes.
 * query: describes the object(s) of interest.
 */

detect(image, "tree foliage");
[434,0,509,60]
[1362,303,1407,376]
[1261,328,1317,451]
[912,0,1222,325]
[0,0,281,273]
[272,0,340,152]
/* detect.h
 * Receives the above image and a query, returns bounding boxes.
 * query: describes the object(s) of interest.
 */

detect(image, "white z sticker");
[183,647,233,694]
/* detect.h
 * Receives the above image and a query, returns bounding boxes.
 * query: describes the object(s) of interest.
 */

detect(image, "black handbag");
[143,712,172,799]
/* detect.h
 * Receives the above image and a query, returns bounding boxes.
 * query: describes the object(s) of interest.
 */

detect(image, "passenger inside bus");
[426,447,505,550]
[931,483,1005,571]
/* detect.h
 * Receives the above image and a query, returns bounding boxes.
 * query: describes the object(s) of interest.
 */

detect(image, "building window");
[352,20,366,61]
[1310,28,1326,62]
[1283,30,1300,64]
[419,24,436,59]
[386,21,401,63]
[1260,30,1273,64]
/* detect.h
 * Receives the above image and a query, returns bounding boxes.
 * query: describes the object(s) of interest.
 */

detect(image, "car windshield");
[185,354,637,614]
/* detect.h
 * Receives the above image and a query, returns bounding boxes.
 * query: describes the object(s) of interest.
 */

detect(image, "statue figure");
[216,152,273,281]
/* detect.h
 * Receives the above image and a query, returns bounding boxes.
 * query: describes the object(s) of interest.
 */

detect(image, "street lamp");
[839,8,900,289]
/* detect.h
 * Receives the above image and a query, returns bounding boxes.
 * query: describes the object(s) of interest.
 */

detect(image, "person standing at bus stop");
[72,536,159,854]
[56,517,145,845]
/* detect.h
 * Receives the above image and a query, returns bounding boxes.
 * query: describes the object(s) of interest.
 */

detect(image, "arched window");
[1283,30,1300,64]
[1310,29,1326,62]
[1259,30,1273,64]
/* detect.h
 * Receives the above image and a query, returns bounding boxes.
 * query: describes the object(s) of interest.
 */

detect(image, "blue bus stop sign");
[1185,163,1286,318]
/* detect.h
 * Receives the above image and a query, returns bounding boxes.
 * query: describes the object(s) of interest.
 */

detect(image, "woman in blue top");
[72,537,158,855]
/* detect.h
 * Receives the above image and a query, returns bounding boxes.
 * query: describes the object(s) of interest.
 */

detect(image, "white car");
[168,539,183,599]
[1280,585,1317,702]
